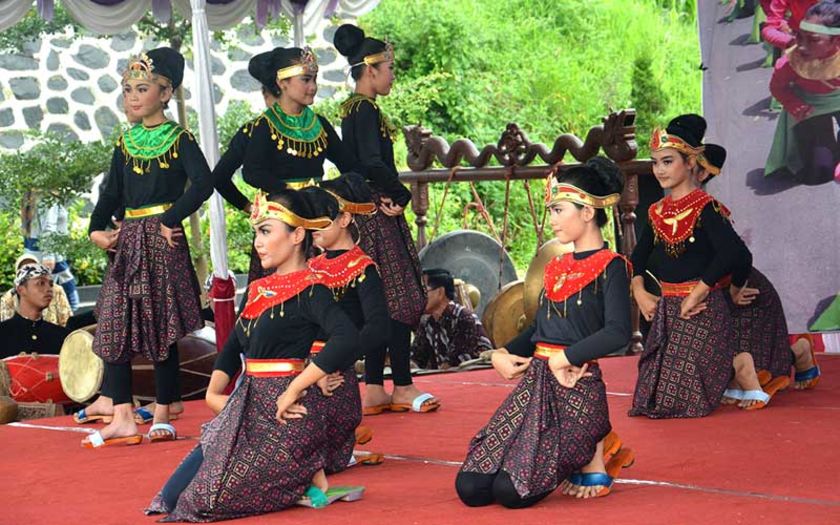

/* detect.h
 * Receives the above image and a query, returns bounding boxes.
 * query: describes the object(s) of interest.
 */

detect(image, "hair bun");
[666,113,707,144]
[585,156,624,196]
[334,24,366,57]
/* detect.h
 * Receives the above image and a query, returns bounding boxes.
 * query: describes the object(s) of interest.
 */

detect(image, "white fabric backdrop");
[189,0,228,278]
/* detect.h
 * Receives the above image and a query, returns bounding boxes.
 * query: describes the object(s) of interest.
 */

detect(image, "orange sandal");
[82,431,143,449]
[354,425,373,445]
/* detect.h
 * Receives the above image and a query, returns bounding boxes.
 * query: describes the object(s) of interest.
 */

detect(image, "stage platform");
[2,355,839,524]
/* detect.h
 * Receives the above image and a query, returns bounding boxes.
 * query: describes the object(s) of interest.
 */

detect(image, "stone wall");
[0,18,354,151]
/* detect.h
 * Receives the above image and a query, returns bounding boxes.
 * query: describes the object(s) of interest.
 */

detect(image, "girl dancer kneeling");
[456,157,634,507]
[303,174,390,473]
[146,190,358,522]
[629,116,753,419]
[696,144,819,403]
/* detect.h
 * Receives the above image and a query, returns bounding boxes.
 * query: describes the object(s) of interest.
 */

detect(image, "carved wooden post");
[619,167,643,354]
[411,181,429,250]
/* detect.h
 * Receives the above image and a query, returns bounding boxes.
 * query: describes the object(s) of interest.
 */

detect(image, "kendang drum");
[59,326,102,403]
[4,353,71,404]
[59,324,217,404]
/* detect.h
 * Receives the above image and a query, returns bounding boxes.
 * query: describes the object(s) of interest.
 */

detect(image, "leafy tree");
[0,131,112,210]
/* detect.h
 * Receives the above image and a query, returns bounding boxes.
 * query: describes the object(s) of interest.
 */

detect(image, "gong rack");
[397,109,652,353]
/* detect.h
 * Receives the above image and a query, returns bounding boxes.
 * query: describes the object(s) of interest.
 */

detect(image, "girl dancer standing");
[334,24,436,414]
[84,47,212,447]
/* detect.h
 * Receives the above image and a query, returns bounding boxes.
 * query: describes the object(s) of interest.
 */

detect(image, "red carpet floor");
[2,355,840,525]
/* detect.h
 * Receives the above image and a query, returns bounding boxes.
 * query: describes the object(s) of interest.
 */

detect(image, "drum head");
[481,280,526,348]
[59,329,103,403]
[418,230,518,318]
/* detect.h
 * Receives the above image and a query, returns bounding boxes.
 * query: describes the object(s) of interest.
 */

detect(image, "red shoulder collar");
[240,269,319,320]
[308,245,376,289]
[648,189,730,256]
[543,249,629,303]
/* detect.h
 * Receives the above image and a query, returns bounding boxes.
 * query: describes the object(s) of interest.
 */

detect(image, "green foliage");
[38,201,108,287]
[0,132,112,209]
[0,213,24,290]
[219,100,261,147]
[360,0,702,268]
[0,6,82,54]
[185,181,257,275]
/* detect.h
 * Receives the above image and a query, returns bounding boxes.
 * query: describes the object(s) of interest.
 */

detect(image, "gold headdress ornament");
[122,52,172,87]
[351,41,395,68]
[323,189,377,215]
[544,176,621,209]
[276,47,319,81]
[696,154,721,176]
[649,127,705,157]
[249,192,332,230]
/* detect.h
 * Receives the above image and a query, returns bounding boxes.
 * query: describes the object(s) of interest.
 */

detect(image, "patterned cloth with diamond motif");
[629,289,736,419]
[460,359,611,498]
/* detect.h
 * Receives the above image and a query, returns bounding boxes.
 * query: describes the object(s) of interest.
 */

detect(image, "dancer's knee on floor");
[491,471,542,509]
[455,471,494,507]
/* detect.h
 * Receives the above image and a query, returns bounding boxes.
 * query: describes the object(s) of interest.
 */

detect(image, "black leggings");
[365,319,413,387]
[159,446,204,512]
[793,111,840,185]
[455,471,550,509]
[105,344,180,405]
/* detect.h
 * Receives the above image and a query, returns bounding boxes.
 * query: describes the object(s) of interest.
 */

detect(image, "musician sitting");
[1,254,73,327]
[411,269,492,370]
[0,263,70,359]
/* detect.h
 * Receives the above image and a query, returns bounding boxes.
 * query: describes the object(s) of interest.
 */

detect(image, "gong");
[523,238,574,325]
[418,229,518,317]
[481,280,526,347]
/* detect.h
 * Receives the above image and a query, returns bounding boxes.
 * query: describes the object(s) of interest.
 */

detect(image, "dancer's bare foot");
[791,338,815,390]
[80,404,137,446]
[569,441,607,499]
[721,380,741,405]
[149,403,173,441]
[140,401,184,417]
[733,353,762,409]
[85,395,115,417]
[391,384,438,410]
[312,469,328,493]
[363,385,391,409]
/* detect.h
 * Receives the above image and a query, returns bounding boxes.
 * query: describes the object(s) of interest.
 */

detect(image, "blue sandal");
[134,407,154,424]
[567,472,614,497]
[73,408,110,424]
[795,365,821,389]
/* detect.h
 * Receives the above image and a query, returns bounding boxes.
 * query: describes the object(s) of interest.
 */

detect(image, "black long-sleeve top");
[212,121,253,211]
[240,114,358,193]
[340,97,412,207]
[0,313,71,358]
[506,252,632,366]
[314,249,390,367]
[213,283,358,377]
[631,203,752,288]
[89,125,213,232]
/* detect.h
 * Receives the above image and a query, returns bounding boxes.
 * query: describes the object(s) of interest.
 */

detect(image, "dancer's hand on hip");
[317,372,344,397]
[276,389,307,424]
[729,284,759,307]
[90,229,120,251]
[160,224,184,248]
